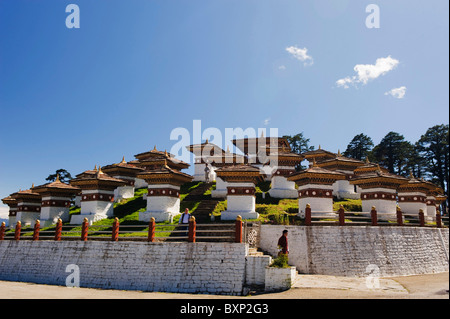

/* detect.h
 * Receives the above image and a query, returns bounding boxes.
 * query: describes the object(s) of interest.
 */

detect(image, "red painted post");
[305,204,312,226]
[14,221,21,240]
[54,219,62,241]
[436,212,442,228]
[81,218,89,241]
[338,205,345,226]
[112,217,119,241]
[235,215,243,243]
[148,217,155,242]
[188,216,196,243]
[418,209,425,227]
[396,206,403,226]
[370,206,378,226]
[0,222,5,240]
[33,220,40,241]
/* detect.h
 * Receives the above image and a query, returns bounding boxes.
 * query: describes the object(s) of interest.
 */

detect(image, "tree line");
[283,124,449,207]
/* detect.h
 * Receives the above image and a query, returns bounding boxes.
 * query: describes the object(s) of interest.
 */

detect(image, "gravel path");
[0,272,447,299]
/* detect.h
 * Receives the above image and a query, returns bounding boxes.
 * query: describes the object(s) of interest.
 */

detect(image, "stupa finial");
[121,156,126,164]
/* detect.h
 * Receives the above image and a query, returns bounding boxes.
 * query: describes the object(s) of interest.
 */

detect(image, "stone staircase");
[248,247,264,256]
[193,199,220,223]
[182,182,221,223]
[183,182,214,201]
[244,247,300,295]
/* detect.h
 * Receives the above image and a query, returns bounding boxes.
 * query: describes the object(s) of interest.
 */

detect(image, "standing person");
[204,163,211,183]
[277,230,289,256]
[179,208,191,236]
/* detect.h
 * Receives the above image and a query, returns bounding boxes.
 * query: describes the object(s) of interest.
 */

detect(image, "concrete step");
[248,247,267,256]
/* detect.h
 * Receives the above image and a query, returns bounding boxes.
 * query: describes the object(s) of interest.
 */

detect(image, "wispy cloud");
[286,46,313,66]
[385,86,406,99]
[278,65,286,70]
[336,55,399,89]
[263,118,271,126]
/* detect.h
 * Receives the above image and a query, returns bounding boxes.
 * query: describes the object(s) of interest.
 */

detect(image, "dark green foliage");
[343,133,374,161]
[271,253,290,268]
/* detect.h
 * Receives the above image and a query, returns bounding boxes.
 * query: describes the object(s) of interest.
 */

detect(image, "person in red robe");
[277,230,289,256]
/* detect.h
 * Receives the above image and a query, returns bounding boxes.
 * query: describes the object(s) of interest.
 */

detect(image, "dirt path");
[0,272,447,299]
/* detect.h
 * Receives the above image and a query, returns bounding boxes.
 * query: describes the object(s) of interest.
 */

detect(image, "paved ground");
[0,272,448,299]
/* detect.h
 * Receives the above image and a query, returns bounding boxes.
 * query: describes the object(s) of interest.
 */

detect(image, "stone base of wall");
[0,241,248,295]
[260,225,449,277]
[265,266,297,292]
[245,255,272,286]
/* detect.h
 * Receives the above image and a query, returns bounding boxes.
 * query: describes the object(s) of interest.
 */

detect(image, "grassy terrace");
[8,181,366,239]
[12,181,444,239]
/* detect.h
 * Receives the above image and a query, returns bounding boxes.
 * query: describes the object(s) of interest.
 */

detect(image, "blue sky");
[0,0,448,205]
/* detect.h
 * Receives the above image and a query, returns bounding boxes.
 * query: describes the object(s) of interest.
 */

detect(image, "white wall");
[0,241,249,296]
[260,225,449,277]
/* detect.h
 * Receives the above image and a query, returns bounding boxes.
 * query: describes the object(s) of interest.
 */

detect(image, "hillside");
[68,181,362,227]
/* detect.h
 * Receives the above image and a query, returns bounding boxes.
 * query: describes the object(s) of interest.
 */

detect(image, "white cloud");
[385,86,406,99]
[278,65,286,70]
[286,46,313,66]
[263,118,271,126]
[336,55,399,88]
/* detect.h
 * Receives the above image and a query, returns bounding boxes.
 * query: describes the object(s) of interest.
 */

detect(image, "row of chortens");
[2,133,447,227]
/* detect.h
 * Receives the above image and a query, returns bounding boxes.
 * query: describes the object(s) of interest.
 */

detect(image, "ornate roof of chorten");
[70,167,127,190]
[262,149,304,167]
[397,173,439,194]
[1,195,17,206]
[353,158,390,176]
[10,187,41,202]
[134,146,175,161]
[133,147,190,171]
[186,140,226,156]
[316,150,365,171]
[435,194,448,203]
[349,166,408,189]
[137,156,190,171]
[206,146,246,167]
[215,164,266,183]
[397,174,445,198]
[75,165,100,179]
[231,133,291,155]
[137,162,193,186]
[300,146,337,163]
[101,157,145,177]
[287,160,346,186]
[32,175,81,196]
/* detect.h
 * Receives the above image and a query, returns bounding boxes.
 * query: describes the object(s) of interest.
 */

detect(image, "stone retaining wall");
[0,241,248,295]
[260,225,449,277]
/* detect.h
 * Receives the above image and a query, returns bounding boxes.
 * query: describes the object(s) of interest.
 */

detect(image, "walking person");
[277,229,289,256]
